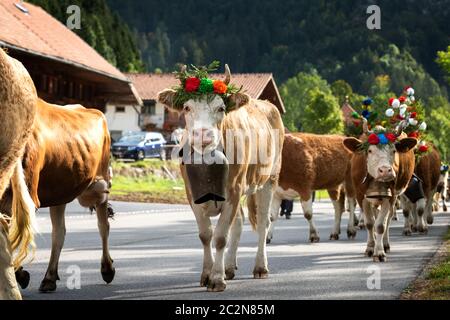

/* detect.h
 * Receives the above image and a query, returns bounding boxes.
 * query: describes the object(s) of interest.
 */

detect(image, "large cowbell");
[181,146,229,205]
[404,174,425,203]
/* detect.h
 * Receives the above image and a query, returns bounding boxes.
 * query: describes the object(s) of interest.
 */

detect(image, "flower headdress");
[171,61,242,111]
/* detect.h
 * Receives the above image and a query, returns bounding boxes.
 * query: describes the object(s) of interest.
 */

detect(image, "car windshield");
[118,135,145,144]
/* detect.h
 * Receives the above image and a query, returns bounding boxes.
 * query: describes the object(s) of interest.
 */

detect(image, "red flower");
[419,145,428,152]
[213,80,228,94]
[388,97,395,106]
[396,114,404,120]
[368,133,380,145]
[399,96,406,103]
[185,77,201,92]
[410,112,417,118]
[404,86,411,92]
[408,131,419,139]
[385,133,397,143]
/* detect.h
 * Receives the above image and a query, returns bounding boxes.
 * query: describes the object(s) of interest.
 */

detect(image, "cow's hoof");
[101,267,115,284]
[417,226,428,234]
[39,279,57,293]
[347,229,357,239]
[426,216,434,225]
[354,217,359,227]
[329,233,339,241]
[358,223,366,230]
[365,248,374,257]
[392,215,398,221]
[253,266,269,279]
[384,244,390,253]
[225,268,236,281]
[200,272,211,287]
[266,237,271,244]
[411,226,418,233]
[309,234,320,243]
[373,254,386,262]
[402,229,412,236]
[207,279,226,292]
[15,268,30,289]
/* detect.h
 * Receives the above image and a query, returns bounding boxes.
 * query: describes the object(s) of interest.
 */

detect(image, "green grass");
[111,159,180,171]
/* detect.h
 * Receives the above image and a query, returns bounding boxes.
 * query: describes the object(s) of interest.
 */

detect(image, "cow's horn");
[224,64,231,85]
[395,120,406,136]
[362,117,370,135]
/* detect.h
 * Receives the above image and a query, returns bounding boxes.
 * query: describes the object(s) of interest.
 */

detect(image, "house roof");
[126,72,285,113]
[0,0,127,82]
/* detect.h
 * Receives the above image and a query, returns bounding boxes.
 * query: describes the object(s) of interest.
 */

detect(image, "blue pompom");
[362,110,371,119]
[378,134,388,145]
[363,97,373,106]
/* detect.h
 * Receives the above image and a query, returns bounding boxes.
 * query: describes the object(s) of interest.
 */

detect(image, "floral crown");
[171,61,242,111]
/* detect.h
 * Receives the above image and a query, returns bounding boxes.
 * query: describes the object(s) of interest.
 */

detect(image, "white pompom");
[399,106,407,116]
[409,118,418,126]
[419,122,427,131]
[410,96,415,102]
[406,87,415,96]
[385,108,395,117]
[392,99,400,108]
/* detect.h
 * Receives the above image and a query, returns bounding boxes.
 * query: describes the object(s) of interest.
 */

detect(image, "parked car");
[111,132,167,161]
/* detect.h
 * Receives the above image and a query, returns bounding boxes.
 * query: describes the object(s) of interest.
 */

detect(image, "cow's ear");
[157,89,177,110]
[228,92,250,110]
[395,138,417,153]
[343,137,362,153]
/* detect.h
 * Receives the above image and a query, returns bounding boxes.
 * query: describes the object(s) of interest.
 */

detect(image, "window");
[115,106,126,113]
[143,101,156,115]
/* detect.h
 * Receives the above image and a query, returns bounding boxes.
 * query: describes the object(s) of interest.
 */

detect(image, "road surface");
[20,199,449,300]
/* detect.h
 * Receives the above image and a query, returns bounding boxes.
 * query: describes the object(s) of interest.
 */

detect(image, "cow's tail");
[8,160,37,269]
[247,194,257,231]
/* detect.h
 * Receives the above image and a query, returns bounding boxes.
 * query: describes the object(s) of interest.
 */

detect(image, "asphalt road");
[20,199,449,300]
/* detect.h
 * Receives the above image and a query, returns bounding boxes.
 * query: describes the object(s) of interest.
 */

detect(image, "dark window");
[115,106,125,113]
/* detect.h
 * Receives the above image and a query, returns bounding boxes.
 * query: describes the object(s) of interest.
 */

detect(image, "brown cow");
[0,49,38,300]
[157,64,284,292]
[400,147,441,235]
[268,133,357,243]
[343,121,417,261]
[0,98,114,293]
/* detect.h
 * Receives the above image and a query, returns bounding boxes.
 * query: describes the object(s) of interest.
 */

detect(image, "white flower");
[419,122,427,131]
[410,96,415,102]
[406,87,415,96]
[409,118,418,126]
[385,108,395,117]
[392,99,400,108]
[399,106,407,116]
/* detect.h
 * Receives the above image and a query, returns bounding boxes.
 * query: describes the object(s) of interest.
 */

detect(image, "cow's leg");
[415,198,427,233]
[225,207,243,280]
[0,222,22,300]
[39,204,66,292]
[208,200,238,292]
[253,180,273,279]
[96,201,115,284]
[301,195,319,242]
[400,195,412,236]
[267,191,282,244]
[373,199,391,262]
[347,197,357,239]
[362,199,375,257]
[383,201,396,253]
[443,193,448,212]
[192,206,213,287]
[425,192,435,225]
[329,189,342,240]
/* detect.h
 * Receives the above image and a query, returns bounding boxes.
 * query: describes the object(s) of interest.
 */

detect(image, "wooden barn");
[0,0,141,112]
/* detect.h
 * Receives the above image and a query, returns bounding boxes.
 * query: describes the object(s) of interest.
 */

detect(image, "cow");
[433,166,448,212]
[400,147,441,235]
[0,48,37,300]
[0,98,115,293]
[157,64,284,292]
[343,120,417,261]
[267,133,358,243]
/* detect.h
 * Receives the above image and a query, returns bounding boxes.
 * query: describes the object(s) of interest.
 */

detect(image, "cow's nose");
[193,128,214,146]
[378,166,393,177]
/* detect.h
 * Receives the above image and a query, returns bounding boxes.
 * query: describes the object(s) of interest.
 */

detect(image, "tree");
[437,46,450,86]
[280,71,343,134]
[425,95,450,162]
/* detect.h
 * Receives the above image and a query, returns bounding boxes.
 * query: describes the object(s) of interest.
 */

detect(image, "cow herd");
[0,50,447,299]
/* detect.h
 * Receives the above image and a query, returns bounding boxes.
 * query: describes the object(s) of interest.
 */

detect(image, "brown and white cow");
[433,167,448,212]
[0,98,114,293]
[400,147,441,235]
[343,121,417,261]
[157,65,284,292]
[0,48,37,300]
[268,133,357,243]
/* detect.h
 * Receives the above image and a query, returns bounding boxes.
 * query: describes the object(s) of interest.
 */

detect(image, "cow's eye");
[183,105,191,112]
[368,149,372,154]
[218,106,225,113]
